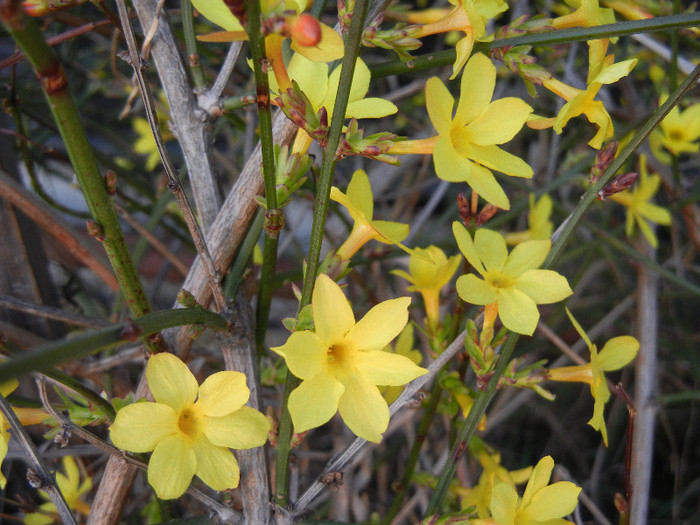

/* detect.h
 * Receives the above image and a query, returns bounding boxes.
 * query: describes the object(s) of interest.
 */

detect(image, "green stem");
[181,0,207,89]
[225,208,265,299]
[247,0,280,358]
[274,0,370,507]
[1,4,156,326]
[424,52,700,521]
[370,12,700,78]
[0,308,227,384]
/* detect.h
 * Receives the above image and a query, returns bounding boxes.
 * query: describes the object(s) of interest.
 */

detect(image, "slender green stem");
[370,12,700,78]
[274,0,370,507]
[225,208,265,299]
[0,308,227,384]
[181,0,207,89]
[424,54,700,521]
[247,0,281,358]
[0,5,156,326]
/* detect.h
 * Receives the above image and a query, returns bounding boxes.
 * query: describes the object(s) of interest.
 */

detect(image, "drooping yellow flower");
[452,223,572,335]
[272,274,427,442]
[24,456,92,525]
[424,53,533,210]
[455,451,532,518]
[608,155,671,248]
[191,0,343,62]
[504,194,554,245]
[109,353,270,499]
[392,245,461,324]
[489,456,581,525]
[330,169,409,261]
[548,309,639,446]
[531,56,637,149]
[651,95,700,157]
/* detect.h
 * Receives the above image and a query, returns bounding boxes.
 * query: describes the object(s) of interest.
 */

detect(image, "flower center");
[667,128,685,143]
[326,340,356,373]
[485,270,514,289]
[177,406,202,439]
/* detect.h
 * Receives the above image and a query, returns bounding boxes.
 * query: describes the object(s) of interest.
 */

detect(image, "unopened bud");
[120,319,143,342]
[104,170,117,195]
[598,171,638,199]
[476,204,499,226]
[177,289,198,308]
[286,13,322,47]
[86,220,104,241]
[590,140,618,184]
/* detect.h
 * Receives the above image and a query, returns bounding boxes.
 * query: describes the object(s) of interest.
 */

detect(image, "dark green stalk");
[0,4,155,323]
[0,308,227,384]
[274,0,370,507]
[424,58,700,518]
[247,0,280,358]
[370,12,700,78]
[224,208,265,299]
[181,0,207,89]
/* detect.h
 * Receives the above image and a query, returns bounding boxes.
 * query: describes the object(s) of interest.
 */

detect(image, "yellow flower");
[489,456,581,525]
[392,245,461,324]
[455,451,532,518]
[608,155,671,248]
[109,353,270,499]
[532,56,637,149]
[651,95,700,157]
[405,0,508,79]
[330,169,409,261]
[272,274,427,442]
[426,53,533,210]
[548,309,639,445]
[379,325,423,404]
[24,456,92,525]
[192,0,343,62]
[504,194,554,245]
[452,223,572,335]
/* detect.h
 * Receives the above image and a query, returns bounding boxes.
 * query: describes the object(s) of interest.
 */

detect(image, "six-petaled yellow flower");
[24,456,92,525]
[452,223,572,335]
[272,274,427,442]
[486,455,581,525]
[548,309,639,445]
[392,245,461,324]
[425,53,534,209]
[331,169,409,261]
[609,155,671,248]
[109,353,270,499]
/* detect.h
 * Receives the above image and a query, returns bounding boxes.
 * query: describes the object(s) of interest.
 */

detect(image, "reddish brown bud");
[86,220,104,242]
[104,170,117,195]
[476,204,499,226]
[598,171,638,199]
[120,319,143,342]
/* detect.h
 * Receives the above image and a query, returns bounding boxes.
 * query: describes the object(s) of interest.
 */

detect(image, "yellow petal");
[597,336,639,371]
[461,143,534,179]
[345,98,398,119]
[525,481,581,520]
[0,378,18,397]
[503,239,550,276]
[456,274,499,305]
[346,169,373,218]
[455,53,496,127]
[467,98,532,145]
[271,331,327,380]
[289,373,344,432]
[313,274,355,343]
[373,220,410,244]
[204,406,270,449]
[355,350,427,386]
[146,353,198,412]
[110,403,178,453]
[337,374,389,442]
[498,288,541,335]
[521,455,554,506]
[191,0,243,32]
[148,434,196,499]
[515,269,572,304]
[345,297,411,352]
[292,22,344,61]
[288,53,329,110]
[490,482,518,525]
[474,228,508,272]
[453,221,486,274]
[192,435,240,491]
[196,371,249,416]
[426,77,455,136]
